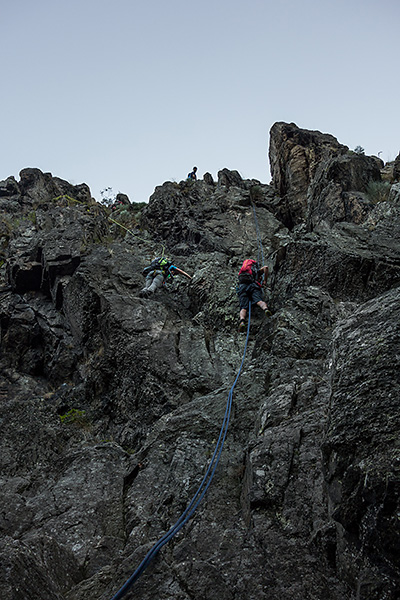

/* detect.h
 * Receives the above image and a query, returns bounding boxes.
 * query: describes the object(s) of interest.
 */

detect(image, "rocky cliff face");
[1,126,399,600]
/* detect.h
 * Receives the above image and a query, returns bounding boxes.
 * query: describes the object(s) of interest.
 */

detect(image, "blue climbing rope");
[110,202,266,598]
[110,305,252,600]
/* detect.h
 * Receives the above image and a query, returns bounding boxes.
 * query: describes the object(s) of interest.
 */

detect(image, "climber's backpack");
[142,257,172,278]
[238,259,259,284]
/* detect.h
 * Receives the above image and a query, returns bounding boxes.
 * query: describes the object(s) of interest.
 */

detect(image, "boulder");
[18,168,91,206]
[269,122,347,228]
[307,152,382,229]
[268,122,385,232]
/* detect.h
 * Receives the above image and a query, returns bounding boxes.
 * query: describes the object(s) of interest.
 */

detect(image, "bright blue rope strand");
[110,305,252,600]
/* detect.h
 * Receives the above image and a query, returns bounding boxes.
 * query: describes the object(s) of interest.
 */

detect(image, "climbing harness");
[109,304,253,600]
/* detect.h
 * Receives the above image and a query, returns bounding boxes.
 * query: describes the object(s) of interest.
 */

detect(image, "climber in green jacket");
[140,257,192,297]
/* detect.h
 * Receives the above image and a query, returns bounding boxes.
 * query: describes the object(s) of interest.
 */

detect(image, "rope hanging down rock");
[109,305,253,600]
[110,203,265,599]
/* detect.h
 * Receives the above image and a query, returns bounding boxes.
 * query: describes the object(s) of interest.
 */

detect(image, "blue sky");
[2,0,399,203]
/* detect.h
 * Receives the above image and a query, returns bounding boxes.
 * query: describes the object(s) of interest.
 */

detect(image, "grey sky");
[2,0,399,203]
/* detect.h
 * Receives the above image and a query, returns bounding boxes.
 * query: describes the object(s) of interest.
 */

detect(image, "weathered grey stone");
[393,152,400,181]
[217,168,244,188]
[203,172,215,185]
[141,171,288,257]
[0,535,82,600]
[389,182,400,204]
[269,122,347,228]
[322,286,400,597]
[268,122,387,233]
[0,132,399,600]
[307,152,381,229]
[115,193,130,205]
[18,168,92,206]
[0,176,19,197]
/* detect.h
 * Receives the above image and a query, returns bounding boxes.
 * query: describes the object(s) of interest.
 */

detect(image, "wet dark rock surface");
[1,125,399,600]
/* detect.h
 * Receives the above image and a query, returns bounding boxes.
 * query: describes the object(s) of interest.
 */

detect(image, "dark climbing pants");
[238,282,264,310]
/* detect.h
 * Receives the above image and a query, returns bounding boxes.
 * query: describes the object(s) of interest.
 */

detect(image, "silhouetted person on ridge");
[187,166,198,181]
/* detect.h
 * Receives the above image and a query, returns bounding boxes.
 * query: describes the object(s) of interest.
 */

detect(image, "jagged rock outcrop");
[269,122,384,231]
[393,152,400,182]
[269,122,347,228]
[140,169,288,258]
[306,151,382,229]
[1,127,399,600]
